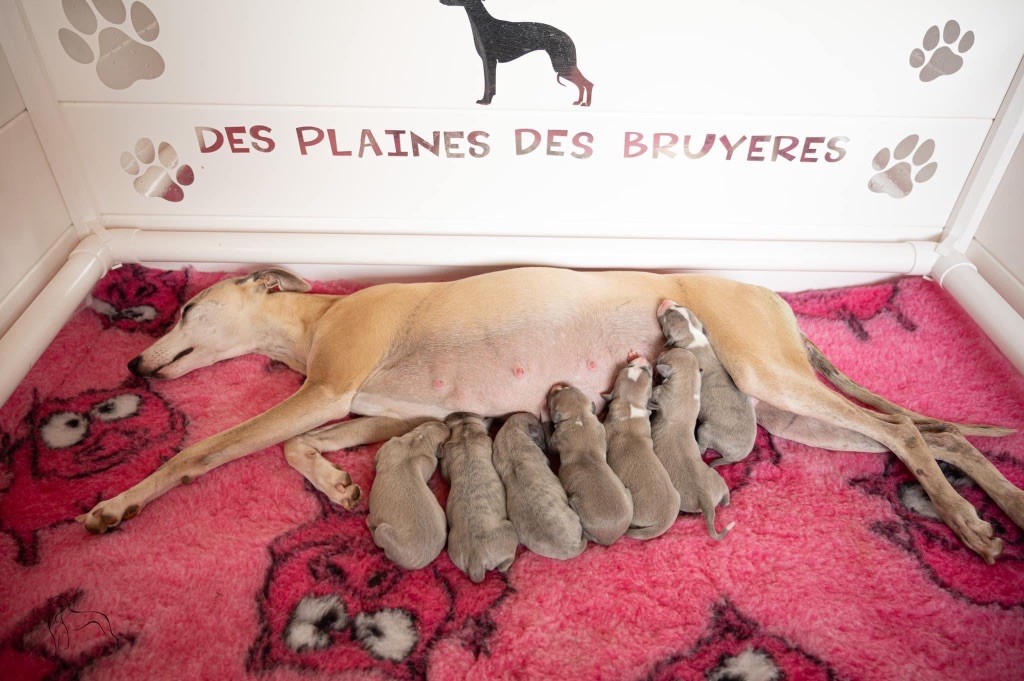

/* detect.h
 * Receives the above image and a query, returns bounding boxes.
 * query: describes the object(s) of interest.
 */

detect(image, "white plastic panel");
[65,104,986,238]
[21,1,1024,118]
[0,113,73,298]
[974,136,1024,285]
[0,43,25,127]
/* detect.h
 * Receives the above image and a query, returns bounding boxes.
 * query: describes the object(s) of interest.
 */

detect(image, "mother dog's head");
[127,268,310,379]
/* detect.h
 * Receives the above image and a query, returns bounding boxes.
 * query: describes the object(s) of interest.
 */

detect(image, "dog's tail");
[556,74,566,87]
[803,335,1015,437]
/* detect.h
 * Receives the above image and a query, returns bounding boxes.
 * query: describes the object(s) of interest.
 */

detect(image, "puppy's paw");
[77,496,138,534]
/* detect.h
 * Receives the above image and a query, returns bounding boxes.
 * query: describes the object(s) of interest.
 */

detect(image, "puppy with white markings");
[604,356,681,540]
[658,300,757,467]
[493,412,586,559]
[547,385,633,545]
[440,412,518,582]
[651,348,736,540]
[367,420,451,569]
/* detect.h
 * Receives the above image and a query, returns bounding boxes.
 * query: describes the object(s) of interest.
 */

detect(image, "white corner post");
[930,56,1024,375]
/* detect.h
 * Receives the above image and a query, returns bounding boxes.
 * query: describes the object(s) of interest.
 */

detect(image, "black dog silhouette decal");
[440,0,593,106]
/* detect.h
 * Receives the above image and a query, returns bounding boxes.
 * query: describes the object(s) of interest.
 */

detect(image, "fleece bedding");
[1,266,1022,681]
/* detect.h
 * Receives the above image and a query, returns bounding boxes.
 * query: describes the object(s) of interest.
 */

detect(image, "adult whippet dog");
[79,267,1019,563]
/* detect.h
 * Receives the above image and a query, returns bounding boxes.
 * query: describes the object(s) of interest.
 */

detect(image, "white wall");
[969,136,1024,314]
[0,43,75,336]
[14,0,1023,245]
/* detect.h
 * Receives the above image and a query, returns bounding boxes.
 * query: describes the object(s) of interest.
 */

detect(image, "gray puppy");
[651,348,736,540]
[441,412,518,582]
[604,356,681,540]
[367,420,451,569]
[493,412,586,559]
[547,385,633,545]
[658,301,757,467]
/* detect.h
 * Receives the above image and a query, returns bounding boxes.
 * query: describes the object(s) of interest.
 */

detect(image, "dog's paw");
[947,505,1002,564]
[76,496,138,534]
[319,463,362,509]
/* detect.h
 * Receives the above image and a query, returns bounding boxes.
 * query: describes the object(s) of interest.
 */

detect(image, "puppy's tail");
[701,498,735,541]
[803,335,1015,437]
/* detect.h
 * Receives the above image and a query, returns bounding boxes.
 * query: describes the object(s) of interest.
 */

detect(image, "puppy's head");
[412,420,452,455]
[547,385,594,425]
[127,268,310,380]
[657,302,707,350]
[608,356,653,408]
[505,412,545,449]
[655,347,701,391]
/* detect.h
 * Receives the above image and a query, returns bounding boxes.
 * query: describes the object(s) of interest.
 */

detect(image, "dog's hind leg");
[560,66,592,106]
[757,402,1024,531]
[750,373,1002,562]
[77,381,354,533]
[282,416,431,507]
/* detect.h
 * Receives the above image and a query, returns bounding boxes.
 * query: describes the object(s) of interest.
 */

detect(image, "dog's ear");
[244,268,311,293]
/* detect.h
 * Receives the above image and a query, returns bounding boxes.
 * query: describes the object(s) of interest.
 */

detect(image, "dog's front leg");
[76,381,352,533]
[283,416,432,507]
[478,57,497,104]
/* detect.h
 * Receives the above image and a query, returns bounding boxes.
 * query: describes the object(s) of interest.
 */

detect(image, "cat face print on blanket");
[0,379,186,564]
[248,503,511,680]
[87,264,190,336]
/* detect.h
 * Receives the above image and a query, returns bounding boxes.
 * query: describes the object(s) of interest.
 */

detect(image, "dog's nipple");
[587,360,597,371]
[433,379,444,390]
[513,366,525,379]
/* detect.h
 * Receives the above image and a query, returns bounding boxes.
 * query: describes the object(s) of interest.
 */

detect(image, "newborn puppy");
[493,412,586,560]
[604,356,681,540]
[651,348,736,540]
[658,301,757,466]
[441,412,518,582]
[367,420,451,569]
[547,385,633,545]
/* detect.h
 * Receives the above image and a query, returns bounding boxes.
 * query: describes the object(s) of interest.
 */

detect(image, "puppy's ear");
[591,401,598,415]
[244,268,311,293]
[648,385,662,411]
[655,362,673,379]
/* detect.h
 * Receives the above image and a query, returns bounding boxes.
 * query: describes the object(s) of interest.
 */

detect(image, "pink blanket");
[1,267,1022,680]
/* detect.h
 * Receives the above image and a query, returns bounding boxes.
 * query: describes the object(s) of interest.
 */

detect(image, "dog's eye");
[39,412,89,449]
[354,609,418,661]
[285,595,349,653]
[91,394,142,422]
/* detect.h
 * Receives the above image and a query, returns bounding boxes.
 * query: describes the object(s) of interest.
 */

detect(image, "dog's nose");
[128,356,143,376]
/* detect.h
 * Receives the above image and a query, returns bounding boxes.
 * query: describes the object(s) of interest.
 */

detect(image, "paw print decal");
[868,135,937,198]
[121,138,195,202]
[910,20,974,83]
[57,0,164,90]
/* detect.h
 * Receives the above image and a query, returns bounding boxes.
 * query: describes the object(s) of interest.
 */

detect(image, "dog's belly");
[352,276,671,419]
